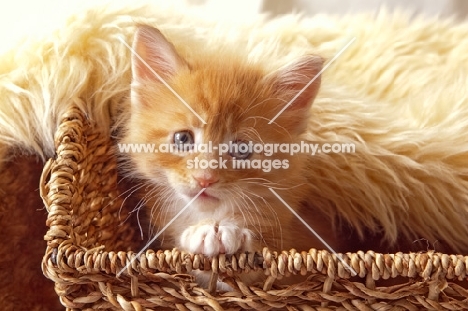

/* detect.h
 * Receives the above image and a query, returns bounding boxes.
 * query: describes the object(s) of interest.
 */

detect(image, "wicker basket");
[40,100,468,310]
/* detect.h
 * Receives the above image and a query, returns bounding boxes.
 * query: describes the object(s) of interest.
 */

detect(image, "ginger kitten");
[120,25,336,286]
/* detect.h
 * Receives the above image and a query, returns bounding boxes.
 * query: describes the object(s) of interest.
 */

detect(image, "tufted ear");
[131,25,188,82]
[272,55,323,112]
[266,55,323,134]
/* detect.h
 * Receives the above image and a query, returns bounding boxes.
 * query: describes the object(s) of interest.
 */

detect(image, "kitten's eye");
[229,140,251,159]
[173,130,194,150]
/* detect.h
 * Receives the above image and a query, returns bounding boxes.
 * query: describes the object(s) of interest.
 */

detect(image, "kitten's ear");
[272,55,323,112]
[132,25,188,82]
[266,56,323,133]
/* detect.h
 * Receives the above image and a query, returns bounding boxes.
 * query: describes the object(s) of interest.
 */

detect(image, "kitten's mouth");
[182,187,220,202]
[198,191,218,200]
[190,190,218,201]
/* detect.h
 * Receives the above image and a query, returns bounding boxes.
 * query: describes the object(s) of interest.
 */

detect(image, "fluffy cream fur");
[1,5,468,252]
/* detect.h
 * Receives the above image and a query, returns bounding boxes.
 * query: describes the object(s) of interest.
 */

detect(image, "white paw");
[180,221,252,257]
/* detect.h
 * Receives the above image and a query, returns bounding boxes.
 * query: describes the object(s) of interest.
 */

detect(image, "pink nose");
[193,174,219,188]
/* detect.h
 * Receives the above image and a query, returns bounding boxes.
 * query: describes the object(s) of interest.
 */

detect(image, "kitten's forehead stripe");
[187,60,268,144]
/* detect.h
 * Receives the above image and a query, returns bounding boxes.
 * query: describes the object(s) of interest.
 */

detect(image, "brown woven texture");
[41,100,468,310]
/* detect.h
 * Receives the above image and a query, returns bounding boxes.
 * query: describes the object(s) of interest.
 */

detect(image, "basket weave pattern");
[41,102,468,310]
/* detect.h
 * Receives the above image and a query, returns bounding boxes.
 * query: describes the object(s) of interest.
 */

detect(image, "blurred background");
[260,0,468,18]
[1,0,467,54]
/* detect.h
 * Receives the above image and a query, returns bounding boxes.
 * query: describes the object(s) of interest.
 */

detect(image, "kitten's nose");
[193,173,219,188]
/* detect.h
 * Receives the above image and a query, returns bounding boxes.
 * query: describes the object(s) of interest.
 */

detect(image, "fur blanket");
[1,4,468,308]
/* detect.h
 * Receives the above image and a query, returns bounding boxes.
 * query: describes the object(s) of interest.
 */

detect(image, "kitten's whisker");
[133,186,161,239]
[116,174,132,185]
[242,187,282,248]
[136,198,144,239]
[241,177,307,191]
[225,188,250,233]
[265,182,307,191]
[112,183,147,227]
[221,180,288,250]
[148,186,178,243]
[226,188,266,245]
[243,181,281,188]
[235,186,273,247]
[131,180,175,242]
[238,127,264,145]
[117,188,206,277]
[231,185,260,226]
[236,185,261,230]
[228,186,262,238]
[95,179,142,219]
[239,176,280,185]
[239,177,277,183]
[158,186,181,242]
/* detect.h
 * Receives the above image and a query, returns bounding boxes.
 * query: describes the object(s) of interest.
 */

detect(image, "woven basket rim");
[40,101,468,309]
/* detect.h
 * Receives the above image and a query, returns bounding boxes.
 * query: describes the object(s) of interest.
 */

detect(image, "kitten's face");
[124,25,322,213]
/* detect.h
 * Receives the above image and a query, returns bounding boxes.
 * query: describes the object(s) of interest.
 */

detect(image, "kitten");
[120,25,338,287]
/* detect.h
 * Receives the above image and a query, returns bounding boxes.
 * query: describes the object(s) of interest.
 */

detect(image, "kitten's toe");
[217,226,240,254]
[180,224,218,255]
[218,226,252,254]
[180,223,253,257]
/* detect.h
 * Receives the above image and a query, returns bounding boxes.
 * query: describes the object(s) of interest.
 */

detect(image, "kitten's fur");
[121,26,337,286]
